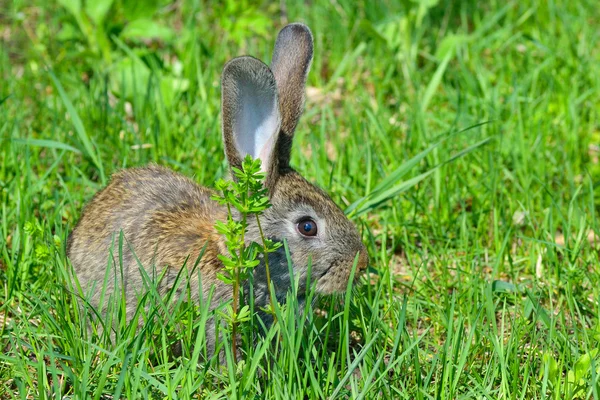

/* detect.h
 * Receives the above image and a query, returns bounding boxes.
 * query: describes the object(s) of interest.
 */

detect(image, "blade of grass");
[49,70,105,183]
[12,138,82,154]
[348,136,493,217]
[329,331,380,399]
[421,52,452,114]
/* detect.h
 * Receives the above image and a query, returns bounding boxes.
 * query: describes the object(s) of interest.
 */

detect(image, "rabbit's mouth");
[319,262,336,278]
[319,261,339,279]
[318,261,345,282]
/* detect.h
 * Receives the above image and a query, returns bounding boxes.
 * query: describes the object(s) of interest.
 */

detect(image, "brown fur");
[68,165,231,315]
[67,24,368,354]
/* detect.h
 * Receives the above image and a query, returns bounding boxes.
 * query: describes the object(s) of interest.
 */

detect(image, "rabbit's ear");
[221,56,282,183]
[270,23,313,168]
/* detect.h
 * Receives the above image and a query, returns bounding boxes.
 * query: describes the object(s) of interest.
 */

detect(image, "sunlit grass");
[1,0,599,398]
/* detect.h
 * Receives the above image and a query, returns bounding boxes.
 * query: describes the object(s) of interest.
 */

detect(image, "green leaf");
[346,139,441,215]
[524,292,552,328]
[217,255,237,267]
[109,56,151,100]
[84,0,114,26]
[350,169,435,217]
[594,325,600,342]
[347,127,491,217]
[215,179,230,190]
[491,280,518,293]
[49,71,105,183]
[541,352,559,382]
[121,0,160,21]
[409,0,439,6]
[231,167,245,179]
[325,42,366,91]
[237,305,251,322]
[573,350,598,381]
[567,369,577,384]
[57,0,81,17]
[421,51,452,113]
[12,138,82,154]
[121,19,175,41]
[159,75,190,106]
[56,22,82,41]
[435,33,470,61]
[358,20,388,44]
[214,221,230,235]
[216,271,232,283]
[375,15,405,50]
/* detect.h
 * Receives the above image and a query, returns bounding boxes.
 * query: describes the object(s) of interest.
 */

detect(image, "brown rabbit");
[67,23,368,353]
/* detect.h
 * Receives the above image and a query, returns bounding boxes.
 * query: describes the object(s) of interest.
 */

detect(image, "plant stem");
[255,214,276,321]
[232,212,247,363]
[225,201,238,363]
[232,272,238,362]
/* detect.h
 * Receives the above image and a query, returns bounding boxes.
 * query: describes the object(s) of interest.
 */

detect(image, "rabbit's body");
[67,165,231,315]
[67,23,368,351]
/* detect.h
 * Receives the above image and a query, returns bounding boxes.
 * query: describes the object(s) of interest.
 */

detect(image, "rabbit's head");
[221,24,367,296]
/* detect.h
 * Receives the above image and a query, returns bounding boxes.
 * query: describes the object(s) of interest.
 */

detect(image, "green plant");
[211,155,282,361]
[2,0,600,397]
[56,0,188,106]
[57,0,175,62]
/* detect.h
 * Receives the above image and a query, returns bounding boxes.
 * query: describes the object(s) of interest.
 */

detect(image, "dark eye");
[297,218,318,237]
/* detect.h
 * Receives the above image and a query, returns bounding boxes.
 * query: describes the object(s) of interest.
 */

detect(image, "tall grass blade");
[49,70,105,183]
[12,138,82,154]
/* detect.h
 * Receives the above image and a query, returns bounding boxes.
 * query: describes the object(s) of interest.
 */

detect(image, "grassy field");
[1,0,600,398]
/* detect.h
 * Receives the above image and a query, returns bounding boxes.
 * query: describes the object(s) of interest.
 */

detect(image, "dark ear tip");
[277,23,314,49]
[279,23,313,38]
[221,56,277,90]
[222,56,271,78]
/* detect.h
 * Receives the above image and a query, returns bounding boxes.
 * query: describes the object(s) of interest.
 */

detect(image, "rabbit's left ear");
[221,56,282,184]
[271,23,314,169]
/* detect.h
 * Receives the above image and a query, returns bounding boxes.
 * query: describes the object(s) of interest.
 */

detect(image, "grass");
[1,0,600,398]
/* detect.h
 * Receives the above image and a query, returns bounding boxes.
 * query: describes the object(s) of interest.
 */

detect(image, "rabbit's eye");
[297,218,318,237]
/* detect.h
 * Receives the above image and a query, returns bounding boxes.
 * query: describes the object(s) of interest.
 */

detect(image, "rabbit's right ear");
[221,56,282,185]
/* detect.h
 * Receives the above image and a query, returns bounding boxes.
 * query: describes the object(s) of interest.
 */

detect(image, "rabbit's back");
[67,165,229,313]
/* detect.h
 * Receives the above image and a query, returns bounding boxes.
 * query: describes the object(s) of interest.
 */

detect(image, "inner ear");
[221,57,281,178]
[233,76,280,170]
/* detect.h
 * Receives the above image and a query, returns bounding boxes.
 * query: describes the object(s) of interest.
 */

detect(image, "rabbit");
[67,23,368,355]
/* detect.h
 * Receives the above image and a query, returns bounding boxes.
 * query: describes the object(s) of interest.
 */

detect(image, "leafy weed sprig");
[211,155,281,361]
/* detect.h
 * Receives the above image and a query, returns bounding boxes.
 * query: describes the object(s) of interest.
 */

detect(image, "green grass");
[1,0,600,398]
